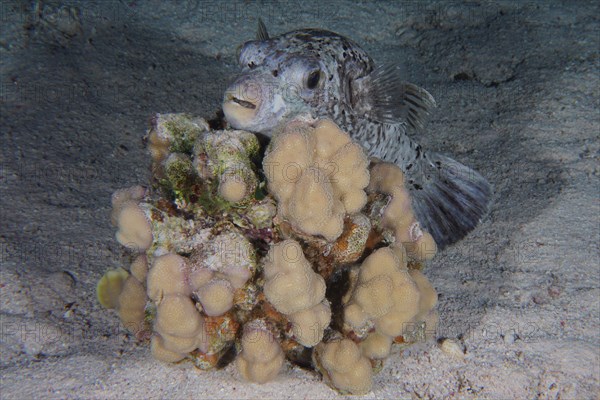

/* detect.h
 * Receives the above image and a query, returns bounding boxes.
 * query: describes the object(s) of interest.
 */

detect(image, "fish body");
[223,23,492,249]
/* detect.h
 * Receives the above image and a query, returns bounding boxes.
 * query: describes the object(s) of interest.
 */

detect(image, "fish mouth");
[223,91,260,130]
[230,96,256,110]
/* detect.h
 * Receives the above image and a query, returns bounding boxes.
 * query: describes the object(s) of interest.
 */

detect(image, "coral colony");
[97,114,438,394]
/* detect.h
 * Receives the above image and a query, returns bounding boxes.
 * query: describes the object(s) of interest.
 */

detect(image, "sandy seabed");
[1,1,598,398]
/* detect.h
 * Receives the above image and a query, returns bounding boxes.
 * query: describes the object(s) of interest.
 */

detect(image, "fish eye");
[306,70,321,89]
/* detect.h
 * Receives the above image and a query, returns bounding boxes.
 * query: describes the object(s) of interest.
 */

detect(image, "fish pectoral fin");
[368,63,436,130]
[256,18,269,41]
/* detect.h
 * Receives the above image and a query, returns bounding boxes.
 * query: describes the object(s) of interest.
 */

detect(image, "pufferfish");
[222,20,492,249]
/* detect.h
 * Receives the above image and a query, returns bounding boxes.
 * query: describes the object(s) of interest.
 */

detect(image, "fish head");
[224,26,438,136]
[223,30,364,135]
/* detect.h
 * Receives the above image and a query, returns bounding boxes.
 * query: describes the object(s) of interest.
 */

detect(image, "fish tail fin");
[408,152,493,249]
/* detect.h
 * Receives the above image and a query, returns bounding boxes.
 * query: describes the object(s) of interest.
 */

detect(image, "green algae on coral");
[161,114,208,155]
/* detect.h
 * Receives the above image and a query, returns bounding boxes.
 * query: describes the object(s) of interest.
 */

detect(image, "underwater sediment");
[97,113,439,395]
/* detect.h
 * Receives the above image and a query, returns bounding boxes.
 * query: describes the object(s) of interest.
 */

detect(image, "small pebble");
[438,338,465,360]
[503,332,517,345]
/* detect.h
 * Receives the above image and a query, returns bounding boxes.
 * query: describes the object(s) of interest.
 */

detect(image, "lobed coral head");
[98,115,445,395]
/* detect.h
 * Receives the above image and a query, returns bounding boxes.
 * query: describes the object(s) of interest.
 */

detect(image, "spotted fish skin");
[223,26,492,249]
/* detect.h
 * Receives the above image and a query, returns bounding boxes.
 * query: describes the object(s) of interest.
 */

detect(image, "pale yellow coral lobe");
[263,240,331,347]
[367,162,437,261]
[316,338,373,395]
[263,119,369,241]
[236,320,285,384]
